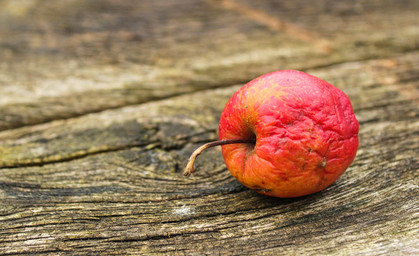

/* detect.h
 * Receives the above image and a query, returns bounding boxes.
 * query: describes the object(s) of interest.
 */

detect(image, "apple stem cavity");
[184,138,256,176]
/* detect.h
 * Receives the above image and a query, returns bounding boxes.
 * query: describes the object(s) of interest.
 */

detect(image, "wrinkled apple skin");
[218,70,359,198]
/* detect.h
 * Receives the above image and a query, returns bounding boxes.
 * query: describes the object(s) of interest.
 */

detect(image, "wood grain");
[0,0,418,255]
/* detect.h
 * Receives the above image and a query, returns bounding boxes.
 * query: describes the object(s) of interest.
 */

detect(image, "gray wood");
[0,0,418,255]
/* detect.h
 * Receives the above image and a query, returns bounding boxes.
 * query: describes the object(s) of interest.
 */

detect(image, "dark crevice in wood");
[0,251,65,256]
[0,142,155,170]
[107,229,221,243]
[306,48,419,71]
[355,97,419,112]
[0,131,212,170]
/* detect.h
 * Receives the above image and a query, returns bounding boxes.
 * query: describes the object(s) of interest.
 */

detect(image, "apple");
[184,70,359,198]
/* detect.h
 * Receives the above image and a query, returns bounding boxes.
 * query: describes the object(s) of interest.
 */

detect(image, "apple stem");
[183,138,256,176]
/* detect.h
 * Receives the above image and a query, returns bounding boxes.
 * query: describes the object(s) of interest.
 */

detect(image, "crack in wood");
[0,142,155,170]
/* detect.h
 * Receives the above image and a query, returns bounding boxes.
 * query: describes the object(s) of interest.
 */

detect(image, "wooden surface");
[0,0,418,255]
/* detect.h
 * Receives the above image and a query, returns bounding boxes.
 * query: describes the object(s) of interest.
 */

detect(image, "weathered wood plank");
[0,0,418,131]
[0,0,418,255]
[1,51,418,254]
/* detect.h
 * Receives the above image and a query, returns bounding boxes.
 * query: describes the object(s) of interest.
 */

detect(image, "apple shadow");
[245,184,332,210]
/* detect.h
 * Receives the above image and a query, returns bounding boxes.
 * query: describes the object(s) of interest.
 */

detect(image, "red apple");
[185,70,359,198]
